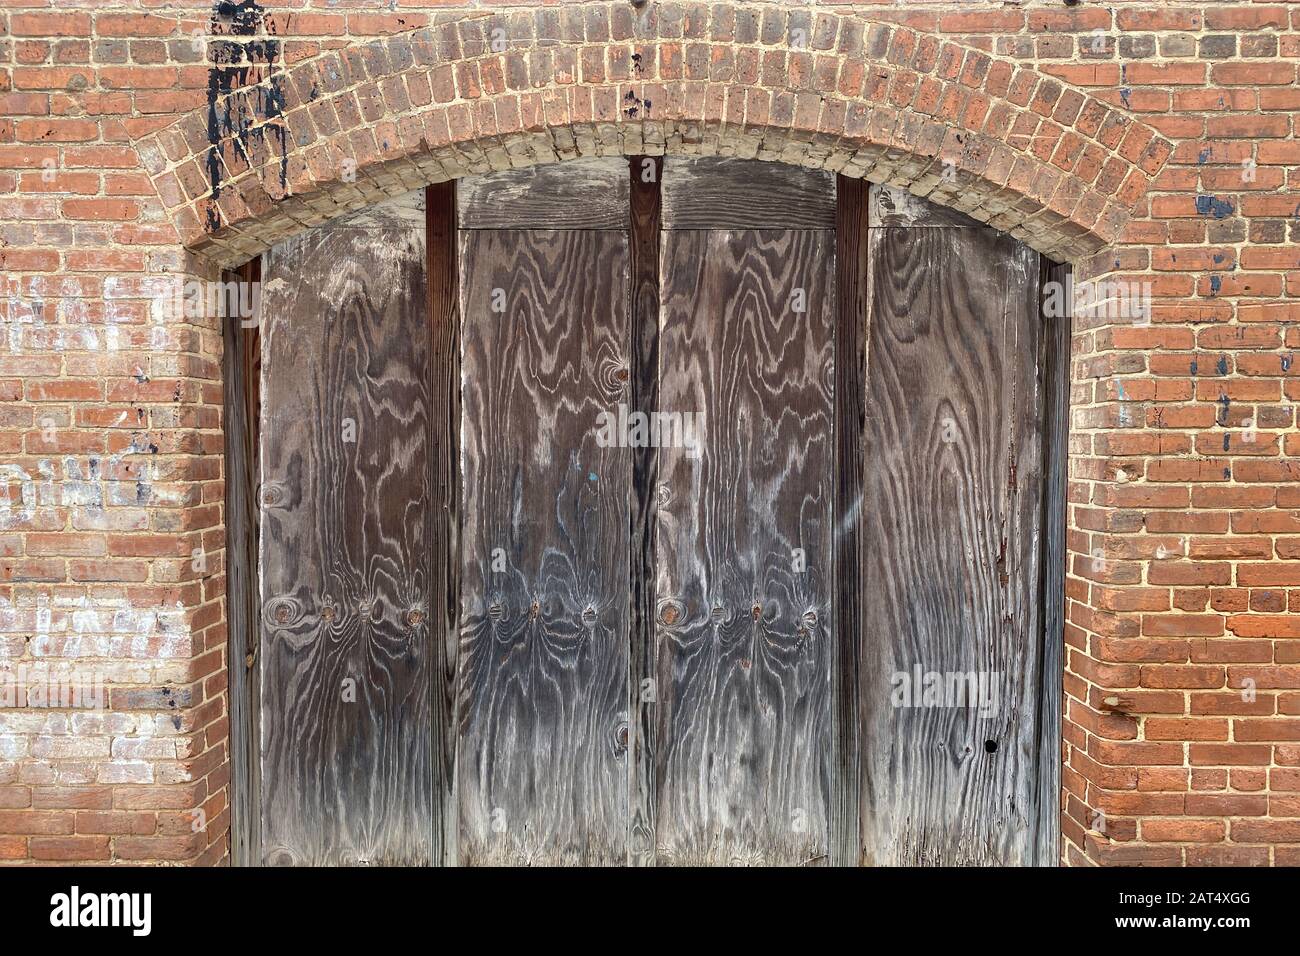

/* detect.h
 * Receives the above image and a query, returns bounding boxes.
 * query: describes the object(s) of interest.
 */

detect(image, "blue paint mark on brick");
[1216,355,1228,375]
[1195,195,1235,219]
[1197,148,1212,165]
[1209,275,1222,294]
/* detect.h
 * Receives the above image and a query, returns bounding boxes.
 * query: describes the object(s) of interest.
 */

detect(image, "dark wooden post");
[427,181,460,867]
[222,255,261,866]
[627,155,662,866]
[832,175,869,867]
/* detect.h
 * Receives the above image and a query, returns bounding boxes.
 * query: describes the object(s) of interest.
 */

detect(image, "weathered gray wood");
[859,223,1044,867]
[457,157,630,230]
[426,182,459,867]
[831,175,868,868]
[655,226,835,865]
[457,227,631,866]
[627,156,661,867]
[258,190,435,866]
[1036,257,1069,867]
[662,157,835,229]
[222,256,261,867]
[869,183,983,229]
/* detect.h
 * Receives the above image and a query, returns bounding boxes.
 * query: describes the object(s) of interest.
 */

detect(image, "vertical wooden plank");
[859,221,1044,866]
[1036,258,1070,867]
[258,193,434,866]
[427,182,458,867]
[627,155,661,867]
[222,256,261,866]
[655,223,835,865]
[832,175,868,867]
[457,228,631,866]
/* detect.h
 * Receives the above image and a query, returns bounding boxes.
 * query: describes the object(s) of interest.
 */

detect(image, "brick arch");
[133,6,1171,267]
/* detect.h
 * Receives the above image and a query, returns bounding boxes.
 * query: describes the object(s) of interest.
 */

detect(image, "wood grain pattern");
[859,224,1044,867]
[627,156,661,867]
[457,158,630,230]
[1036,257,1070,867]
[258,191,435,866]
[426,182,459,867]
[457,228,631,866]
[222,256,261,867]
[831,175,869,867]
[662,157,836,229]
[869,184,983,229]
[655,227,835,865]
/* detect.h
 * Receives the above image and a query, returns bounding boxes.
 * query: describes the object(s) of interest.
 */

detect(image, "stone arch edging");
[132,3,1172,268]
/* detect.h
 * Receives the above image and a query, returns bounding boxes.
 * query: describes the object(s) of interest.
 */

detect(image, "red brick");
[0,2,1293,873]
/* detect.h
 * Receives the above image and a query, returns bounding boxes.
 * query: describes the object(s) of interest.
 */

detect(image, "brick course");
[0,0,1297,866]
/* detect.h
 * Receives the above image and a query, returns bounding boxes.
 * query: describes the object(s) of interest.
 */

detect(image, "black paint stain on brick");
[205,1,288,232]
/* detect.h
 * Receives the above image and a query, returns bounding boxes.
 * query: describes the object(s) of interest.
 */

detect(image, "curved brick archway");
[130,5,1171,266]
[124,2,1179,867]
[5,0,1299,872]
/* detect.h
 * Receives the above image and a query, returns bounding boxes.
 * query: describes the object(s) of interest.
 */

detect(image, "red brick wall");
[0,1,1297,866]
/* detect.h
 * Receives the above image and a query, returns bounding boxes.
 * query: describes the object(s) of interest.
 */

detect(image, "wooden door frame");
[224,162,1069,867]
[1036,257,1071,867]
[222,256,261,867]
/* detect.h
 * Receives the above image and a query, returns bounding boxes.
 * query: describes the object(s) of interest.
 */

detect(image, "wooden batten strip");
[456,157,630,230]
[661,156,836,230]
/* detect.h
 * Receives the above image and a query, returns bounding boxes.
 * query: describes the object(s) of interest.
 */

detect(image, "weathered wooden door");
[229,159,1066,867]
[650,158,836,865]
[853,188,1066,866]
[456,161,632,865]
[254,194,438,866]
